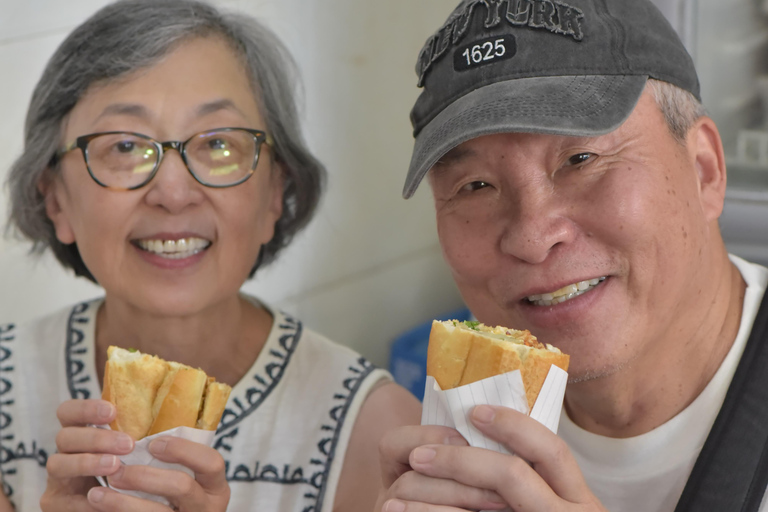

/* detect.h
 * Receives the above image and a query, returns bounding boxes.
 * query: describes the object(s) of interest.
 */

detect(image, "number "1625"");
[461,39,506,66]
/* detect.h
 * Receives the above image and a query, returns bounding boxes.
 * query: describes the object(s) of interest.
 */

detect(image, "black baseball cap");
[403,0,700,198]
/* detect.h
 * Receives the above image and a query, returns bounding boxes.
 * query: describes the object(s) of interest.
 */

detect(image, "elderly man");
[378,1,768,511]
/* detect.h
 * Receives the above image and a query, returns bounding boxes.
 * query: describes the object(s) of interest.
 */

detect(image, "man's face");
[429,91,721,381]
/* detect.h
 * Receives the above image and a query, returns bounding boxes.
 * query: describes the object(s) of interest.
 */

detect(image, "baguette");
[426,320,569,409]
[102,346,232,440]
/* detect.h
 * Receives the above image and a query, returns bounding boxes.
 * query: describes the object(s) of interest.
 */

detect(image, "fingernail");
[88,487,105,503]
[411,447,436,464]
[115,434,133,452]
[97,403,113,420]
[99,455,117,468]
[473,405,496,424]
[383,499,406,512]
[445,434,467,446]
[149,439,167,455]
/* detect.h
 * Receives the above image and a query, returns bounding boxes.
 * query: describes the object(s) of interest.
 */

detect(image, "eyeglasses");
[55,127,273,190]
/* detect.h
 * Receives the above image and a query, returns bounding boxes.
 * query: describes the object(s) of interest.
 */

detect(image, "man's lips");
[525,277,608,306]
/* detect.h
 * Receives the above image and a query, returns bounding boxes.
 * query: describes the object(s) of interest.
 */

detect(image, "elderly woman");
[0,1,420,511]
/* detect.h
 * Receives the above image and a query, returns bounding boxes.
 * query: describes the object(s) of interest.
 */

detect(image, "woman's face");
[45,37,283,317]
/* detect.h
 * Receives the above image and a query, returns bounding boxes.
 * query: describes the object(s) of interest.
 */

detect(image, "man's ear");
[688,116,727,222]
[39,174,76,244]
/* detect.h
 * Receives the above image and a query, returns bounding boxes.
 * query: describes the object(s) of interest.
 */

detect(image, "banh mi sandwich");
[102,346,232,440]
[426,320,569,409]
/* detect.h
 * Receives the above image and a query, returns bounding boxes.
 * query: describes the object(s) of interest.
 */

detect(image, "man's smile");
[526,277,607,306]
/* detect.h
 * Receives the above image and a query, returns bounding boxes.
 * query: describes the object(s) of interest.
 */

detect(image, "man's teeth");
[137,237,211,259]
[527,277,606,306]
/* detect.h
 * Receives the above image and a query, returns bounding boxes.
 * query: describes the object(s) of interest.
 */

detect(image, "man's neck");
[564,255,747,438]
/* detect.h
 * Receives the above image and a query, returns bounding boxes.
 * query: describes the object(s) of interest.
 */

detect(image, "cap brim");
[403,74,648,198]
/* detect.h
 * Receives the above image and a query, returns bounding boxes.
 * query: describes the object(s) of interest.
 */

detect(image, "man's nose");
[499,191,576,264]
[143,149,205,212]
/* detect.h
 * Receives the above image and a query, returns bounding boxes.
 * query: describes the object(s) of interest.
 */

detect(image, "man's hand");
[378,405,607,512]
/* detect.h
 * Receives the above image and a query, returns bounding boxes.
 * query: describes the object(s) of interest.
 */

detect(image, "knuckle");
[545,437,570,465]
[39,492,53,511]
[501,455,528,481]
[174,473,196,496]
[208,452,226,475]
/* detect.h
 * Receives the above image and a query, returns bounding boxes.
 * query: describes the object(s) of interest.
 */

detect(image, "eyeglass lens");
[85,130,259,189]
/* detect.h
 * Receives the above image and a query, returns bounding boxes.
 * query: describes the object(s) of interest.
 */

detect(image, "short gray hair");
[647,78,709,144]
[5,0,325,282]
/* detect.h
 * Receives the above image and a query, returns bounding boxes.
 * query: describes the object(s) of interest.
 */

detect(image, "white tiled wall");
[0,0,464,369]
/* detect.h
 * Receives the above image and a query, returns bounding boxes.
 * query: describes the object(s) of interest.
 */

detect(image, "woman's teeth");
[527,277,606,307]
[137,237,211,259]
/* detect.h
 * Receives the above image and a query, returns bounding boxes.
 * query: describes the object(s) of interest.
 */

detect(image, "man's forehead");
[435,131,607,166]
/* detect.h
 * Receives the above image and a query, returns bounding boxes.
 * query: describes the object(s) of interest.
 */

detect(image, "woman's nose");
[142,149,205,212]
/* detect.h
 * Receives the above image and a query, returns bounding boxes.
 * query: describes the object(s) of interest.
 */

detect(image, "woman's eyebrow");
[95,102,149,121]
[196,98,248,118]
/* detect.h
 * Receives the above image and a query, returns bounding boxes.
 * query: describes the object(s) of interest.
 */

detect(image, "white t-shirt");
[0,296,390,511]
[559,255,768,511]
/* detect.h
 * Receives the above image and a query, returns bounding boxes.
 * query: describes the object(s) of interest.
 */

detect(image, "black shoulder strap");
[675,288,768,512]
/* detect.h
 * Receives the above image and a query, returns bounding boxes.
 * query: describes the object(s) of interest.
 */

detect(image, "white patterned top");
[0,297,390,511]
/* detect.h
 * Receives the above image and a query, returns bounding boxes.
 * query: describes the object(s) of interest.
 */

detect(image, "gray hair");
[647,78,709,144]
[5,0,325,282]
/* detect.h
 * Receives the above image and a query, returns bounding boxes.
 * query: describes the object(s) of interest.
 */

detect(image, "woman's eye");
[115,141,136,153]
[208,138,229,150]
[461,180,490,192]
[567,152,595,166]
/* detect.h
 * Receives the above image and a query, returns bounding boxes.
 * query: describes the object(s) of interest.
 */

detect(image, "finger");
[57,400,116,428]
[381,499,474,512]
[379,425,467,487]
[40,480,99,512]
[388,470,507,510]
[56,427,134,455]
[47,452,122,479]
[107,464,202,506]
[471,406,591,503]
[408,444,560,512]
[86,486,170,512]
[147,437,229,496]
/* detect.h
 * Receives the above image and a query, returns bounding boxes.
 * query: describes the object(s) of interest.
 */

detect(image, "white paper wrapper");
[95,426,215,506]
[421,365,568,512]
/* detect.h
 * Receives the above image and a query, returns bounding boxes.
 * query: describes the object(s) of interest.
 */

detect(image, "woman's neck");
[94,294,273,388]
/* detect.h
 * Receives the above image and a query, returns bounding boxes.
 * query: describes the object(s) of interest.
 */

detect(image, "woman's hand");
[41,399,131,511]
[41,399,230,511]
[377,405,607,512]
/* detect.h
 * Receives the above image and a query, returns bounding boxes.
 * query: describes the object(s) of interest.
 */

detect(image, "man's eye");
[567,153,595,166]
[461,180,490,192]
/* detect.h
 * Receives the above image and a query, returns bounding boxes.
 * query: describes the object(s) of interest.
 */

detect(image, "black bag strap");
[675,288,768,512]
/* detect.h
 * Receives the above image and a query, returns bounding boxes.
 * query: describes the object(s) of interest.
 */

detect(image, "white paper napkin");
[421,365,568,512]
[95,426,215,506]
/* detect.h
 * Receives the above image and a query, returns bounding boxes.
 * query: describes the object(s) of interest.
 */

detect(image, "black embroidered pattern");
[0,322,16,502]
[305,356,376,512]
[66,302,94,400]
[215,312,377,512]
[216,314,303,434]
